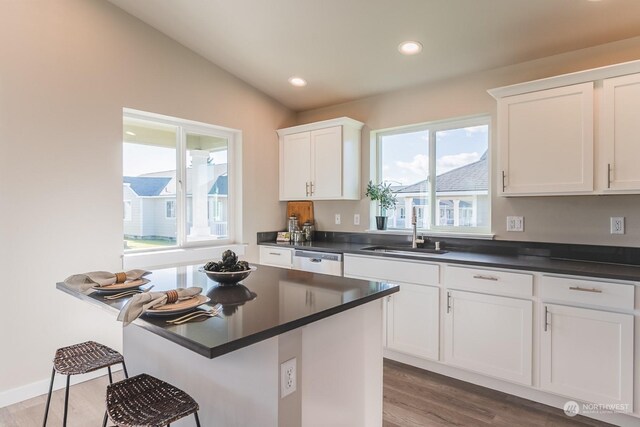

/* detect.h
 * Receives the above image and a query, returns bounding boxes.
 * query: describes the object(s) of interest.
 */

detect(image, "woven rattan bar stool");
[42,341,128,427]
[102,373,201,427]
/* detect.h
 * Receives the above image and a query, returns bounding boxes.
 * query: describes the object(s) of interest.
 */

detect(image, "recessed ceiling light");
[398,41,423,55]
[125,131,136,136]
[288,76,307,87]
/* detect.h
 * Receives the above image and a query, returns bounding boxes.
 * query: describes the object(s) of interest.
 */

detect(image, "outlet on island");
[280,357,297,398]
[335,214,341,225]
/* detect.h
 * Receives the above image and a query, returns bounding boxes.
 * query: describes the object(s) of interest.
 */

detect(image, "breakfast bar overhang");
[57,264,398,426]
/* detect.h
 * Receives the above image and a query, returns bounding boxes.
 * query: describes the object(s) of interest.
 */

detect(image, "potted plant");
[365,180,397,230]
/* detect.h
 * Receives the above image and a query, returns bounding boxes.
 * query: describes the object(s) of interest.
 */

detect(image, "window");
[123,109,240,251]
[165,200,176,219]
[375,116,490,233]
[123,200,132,221]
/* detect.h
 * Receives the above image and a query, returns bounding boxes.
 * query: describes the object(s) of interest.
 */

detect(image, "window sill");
[122,244,247,270]
[364,229,495,240]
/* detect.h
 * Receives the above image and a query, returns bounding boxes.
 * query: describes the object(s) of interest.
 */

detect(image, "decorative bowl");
[199,266,257,285]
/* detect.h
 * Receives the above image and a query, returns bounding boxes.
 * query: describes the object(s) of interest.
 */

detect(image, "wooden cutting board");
[287,201,314,226]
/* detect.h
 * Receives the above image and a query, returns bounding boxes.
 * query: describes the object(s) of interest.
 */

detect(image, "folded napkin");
[117,287,202,326]
[64,269,151,293]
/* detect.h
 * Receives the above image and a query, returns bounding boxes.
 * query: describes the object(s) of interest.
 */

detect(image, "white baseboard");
[384,350,638,427]
[0,365,123,409]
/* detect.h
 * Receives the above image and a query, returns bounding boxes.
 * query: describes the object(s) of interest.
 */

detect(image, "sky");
[381,125,488,186]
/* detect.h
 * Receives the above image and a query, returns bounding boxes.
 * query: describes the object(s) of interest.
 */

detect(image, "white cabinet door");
[386,284,439,361]
[278,118,363,201]
[540,304,633,408]
[602,73,640,192]
[444,290,532,385]
[311,126,342,198]
[497,82,594,195]
[280,132,311,199]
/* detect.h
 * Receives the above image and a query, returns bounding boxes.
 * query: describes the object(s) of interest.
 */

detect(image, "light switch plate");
[611,217,625,234]
[507,216,524,232]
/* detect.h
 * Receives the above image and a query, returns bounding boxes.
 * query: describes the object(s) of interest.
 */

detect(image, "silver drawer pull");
[473,274,499,281]
[310,258,322,263]
[269,252,281,256]
[569,286,602,293]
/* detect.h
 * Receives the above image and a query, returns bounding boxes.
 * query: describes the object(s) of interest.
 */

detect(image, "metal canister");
[302,222,314,241]
[287,216,299,233]
[292,230,305,244]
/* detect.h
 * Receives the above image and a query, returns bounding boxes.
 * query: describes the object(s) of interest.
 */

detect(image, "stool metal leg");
[102,410,108,427]
[42,368,55,427]
[62,375,70,427]
[194,412,201,427]
[107,366,113,384]
[122,361,129,378]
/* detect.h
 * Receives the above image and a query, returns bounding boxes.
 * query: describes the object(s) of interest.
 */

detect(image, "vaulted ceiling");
[108,0,640,111]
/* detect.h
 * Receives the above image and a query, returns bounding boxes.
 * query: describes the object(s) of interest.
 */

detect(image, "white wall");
[298,36,640,247]
[0,0,293,402]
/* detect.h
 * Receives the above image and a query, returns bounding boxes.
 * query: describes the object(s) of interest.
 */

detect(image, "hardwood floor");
[0,371,125,427]
[383,359,613,427]
[0,360,614,426]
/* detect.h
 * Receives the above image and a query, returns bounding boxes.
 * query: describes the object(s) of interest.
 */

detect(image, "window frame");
[123,108,242,254]
[371,114,492,236]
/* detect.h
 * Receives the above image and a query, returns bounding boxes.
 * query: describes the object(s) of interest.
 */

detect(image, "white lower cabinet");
[541,303,634,408]
[344,255,440,361]
[444,290,533,385]
[386,284,439,361]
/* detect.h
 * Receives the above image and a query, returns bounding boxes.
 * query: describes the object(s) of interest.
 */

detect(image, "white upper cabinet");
[277,117,364,200]
[496,82,594,196]
[490,59,640,196]
[602,73,640,192]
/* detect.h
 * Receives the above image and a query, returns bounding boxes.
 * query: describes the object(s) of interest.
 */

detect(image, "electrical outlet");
[353,214,360,225]
[335,214,341,225]
[280,358,297,398]
[506,216,524,232]
[611,217,625,234]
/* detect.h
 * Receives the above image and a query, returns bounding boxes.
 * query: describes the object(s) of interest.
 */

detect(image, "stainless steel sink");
[360,246,448,257]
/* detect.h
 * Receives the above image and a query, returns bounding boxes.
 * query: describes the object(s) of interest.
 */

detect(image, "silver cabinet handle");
[544,305,550,332]
[607,163,612,189]
[446,291,452,314]
[502,171,506,192]
[269,252,281,256]
[309,181,315,196]
[569,286,603,293]
[310,258,322,263]
[473,274,499,281]
[305,182,310,197]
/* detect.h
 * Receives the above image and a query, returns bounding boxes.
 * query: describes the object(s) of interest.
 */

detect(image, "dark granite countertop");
[259,238,640,283]
[57,264,398,359]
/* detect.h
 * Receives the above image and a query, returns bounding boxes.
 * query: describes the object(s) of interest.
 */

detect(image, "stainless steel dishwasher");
[292,250,343,276]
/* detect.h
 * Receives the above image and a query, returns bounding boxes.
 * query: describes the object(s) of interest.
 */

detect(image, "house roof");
[123,176,172,196]
[209,174,228,195]
[396,151,488,194]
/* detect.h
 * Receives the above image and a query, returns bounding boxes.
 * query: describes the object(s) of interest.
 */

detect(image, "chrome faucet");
[411,207,418,248]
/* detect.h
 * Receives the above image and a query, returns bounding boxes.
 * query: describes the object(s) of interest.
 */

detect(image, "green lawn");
[124,239,175,250]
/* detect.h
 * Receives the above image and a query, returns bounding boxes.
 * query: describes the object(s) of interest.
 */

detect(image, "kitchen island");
[57,264,398,427]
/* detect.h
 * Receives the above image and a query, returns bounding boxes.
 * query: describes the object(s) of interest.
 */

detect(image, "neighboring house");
[389,152,489,229]
[124,165,228,243]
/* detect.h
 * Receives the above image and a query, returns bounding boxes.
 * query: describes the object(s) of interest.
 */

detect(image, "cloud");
[396,154,428,177]
[437,152,481,174]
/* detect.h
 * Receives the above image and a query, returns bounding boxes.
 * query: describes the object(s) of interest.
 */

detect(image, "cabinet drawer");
[540,275,635,311]
[259,246,293,268]
[344,255,439,285]
[445,265,533,297]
